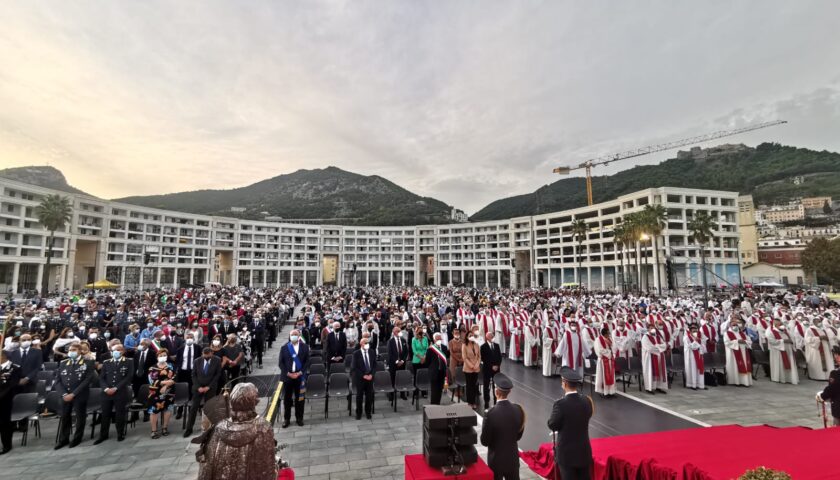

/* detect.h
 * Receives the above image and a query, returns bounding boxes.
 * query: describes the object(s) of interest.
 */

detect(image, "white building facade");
[0,176,740,295]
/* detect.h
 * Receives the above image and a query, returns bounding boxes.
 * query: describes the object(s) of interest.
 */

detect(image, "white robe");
[523,324,540,367]
[804,326,833,380]
[641,332,668,392]
[593,336,617,395]
[476,313,494,340]
[614,329,635,361]
[723,330,753,386]
[765,327,799,384]
[508,319,523,361]
[492,311,507,354]
[542,326,560,377]
[683,334,706,389]
[554,329,590,378]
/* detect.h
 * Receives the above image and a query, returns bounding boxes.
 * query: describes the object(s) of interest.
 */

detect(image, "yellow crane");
[553,120,788,205]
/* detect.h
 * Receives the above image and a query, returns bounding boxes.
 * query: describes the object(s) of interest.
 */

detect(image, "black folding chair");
[86,388,102,439]
[10,393,39,446]
[451,367,466,403]
[752,349,770,379]
[326,373,350,419]
[37,370,55,391]
[583,354,597,396]
[43,362,59,371]
[413,368,431,411]
[173,382,191,430]
[309,364,326,376]
[128,384,150,430]
[304,374,326,419]
[627,357,643,392]
[393,370,414,412]
[328,363,344,381]
[668,353,686,388]
[372,371,394,414]
[794,350,809,379]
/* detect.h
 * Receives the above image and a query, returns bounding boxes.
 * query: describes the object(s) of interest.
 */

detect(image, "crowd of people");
[0,286,299,453]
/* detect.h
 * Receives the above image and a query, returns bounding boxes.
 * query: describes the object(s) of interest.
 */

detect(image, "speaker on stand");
[422,404,478,474]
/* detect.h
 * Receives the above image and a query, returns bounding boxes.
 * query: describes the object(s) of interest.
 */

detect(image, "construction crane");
[553,120,788,205]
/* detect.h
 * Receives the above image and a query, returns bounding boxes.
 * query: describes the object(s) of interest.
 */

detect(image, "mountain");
[114,166,454,226]
[0,166,92,196]
[471,143,840,220]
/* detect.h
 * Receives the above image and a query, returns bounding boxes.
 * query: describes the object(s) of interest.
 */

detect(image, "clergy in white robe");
[542,323,560,377]
[613,321,636,361]
[788,319,807,351]
[492,310,508,355]
[765,321,799,384]
[641,327,668,393]
[554,323,590,378]
[804,323,833,380]
[508,318,523,361]
[723,325,753,386]
[683,328,706,390]
[593,330,617,396]
[476,310,494,340]
[523,322,541,367]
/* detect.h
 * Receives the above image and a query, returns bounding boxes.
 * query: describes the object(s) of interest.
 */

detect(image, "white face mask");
[186,339,194,345]
[158,356,168,364]
[435,340,442,346]
[212,340,221,346]
[32,339,41,346]
[21,341,31,349]
[399,331,405,337]
[89,333,98,340]
[362,344,370,351]
[290,335,300,343]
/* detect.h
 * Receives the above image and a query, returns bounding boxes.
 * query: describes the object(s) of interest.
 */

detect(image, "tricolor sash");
[288,343,307,401]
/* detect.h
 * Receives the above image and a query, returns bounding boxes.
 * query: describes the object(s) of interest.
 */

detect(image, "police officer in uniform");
[548,368,593,480]
[480,374,524,480]
[54,343,95,449]
[817,345,840,426]
[94,344,132,444]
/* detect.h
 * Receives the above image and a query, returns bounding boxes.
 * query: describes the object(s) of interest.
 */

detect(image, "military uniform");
[95,356,133,443]
[819,364,840,426]
[54,357,95,448]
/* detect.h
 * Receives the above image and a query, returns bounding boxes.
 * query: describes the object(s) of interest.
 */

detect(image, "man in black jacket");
[817,345,840,426]
[0,350,21,454]
[480,374,524,480]
[481,331,503,410]
[352,338,377,419]
[94,344,133,444]
[427,332,449,405]
[547,368,593,480]
[279,329,310,428]
[184,347,222,437]
[325,321,347,366]
[387,326,409,400]
[175,333,202,400]
[8,333,42,394]
[54,344,95,449]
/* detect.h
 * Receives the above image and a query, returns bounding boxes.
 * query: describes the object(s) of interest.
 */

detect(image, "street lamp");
[640,233,650,292]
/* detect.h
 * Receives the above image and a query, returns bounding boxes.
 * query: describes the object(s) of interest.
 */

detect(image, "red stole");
[527,325,538,358]
[690,335,704,374]
[701,324,716,352]
[726,331,752,374]
[498,312,510,337]
[647,334,665,381]
[566,330,582,369]
[513,320,523,357]
[481,315,493,336]
[794,322,804,338]
[599,336,615,386]
[811,327,829,372]
[771,329,792,370]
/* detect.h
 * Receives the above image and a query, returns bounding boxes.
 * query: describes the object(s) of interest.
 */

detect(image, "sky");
[1,1,839,215]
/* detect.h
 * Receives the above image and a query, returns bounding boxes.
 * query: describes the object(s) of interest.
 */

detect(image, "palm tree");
[688,211,718,304]
[35,194,72,296]
[622,212,643,292]
[642,204,668,294]
[613,223,627,292]
[571,219,588,287]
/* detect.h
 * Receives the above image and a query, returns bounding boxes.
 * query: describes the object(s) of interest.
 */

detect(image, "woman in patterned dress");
[147,347,176,438]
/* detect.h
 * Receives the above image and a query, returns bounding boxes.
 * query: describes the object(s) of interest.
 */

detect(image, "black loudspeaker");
[422,404,479,468]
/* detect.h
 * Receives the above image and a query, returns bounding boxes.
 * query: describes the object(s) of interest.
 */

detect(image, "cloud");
[0,1,838,215]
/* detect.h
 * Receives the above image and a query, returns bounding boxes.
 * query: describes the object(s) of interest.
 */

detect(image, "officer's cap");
[560,367,583,383]
[494,374,513,392]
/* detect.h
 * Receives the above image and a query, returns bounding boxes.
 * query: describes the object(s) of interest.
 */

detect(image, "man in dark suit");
[175,333,202,400]
[250,314,266,368]
[547,368,593,480]
[94,344,133,444]
[184,347,222,437]
[387,326,409,400]
[352,338,377,419]
[279,329,310,428]
[0,350,21,454]
[54,344,95,449]
[8,333,42,394]
[325,322,347,366]
[132,340,155,397]
[427,332,449,405]
[480,374,524,480]
[481,331,503,410]
[817,345,840,426]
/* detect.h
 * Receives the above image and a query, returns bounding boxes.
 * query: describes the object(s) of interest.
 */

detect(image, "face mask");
[315,323,320,327]
[731,326,739,332]
[89,333,98,340]
[79,326,86,331]
[212,340,221,346]
[147,323,154,328]
[649,329,656,334]
[290,335,300,343]
[570,326,578,332]
[112,351,122,360]
[137,345,146,352]
[68,351,79,360]
[422,328,427,333]
[158,356,168,364]
[33,339,41,346]
[186,339,194,345]
[399,331,405,337]
[104,332,111,338]
[435,340,442,346]
[21,341,31,349]
[66,332,74,338]
[368,326,374,332]
[362,344,370,351]
[14,330,21,336]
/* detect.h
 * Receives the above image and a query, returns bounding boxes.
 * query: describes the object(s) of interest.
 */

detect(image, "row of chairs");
[302,368,432,418]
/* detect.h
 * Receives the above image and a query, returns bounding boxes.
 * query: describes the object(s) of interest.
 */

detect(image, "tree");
[621,212,644,292]
[802,237,840,286]
[823,200,833,214]
[35,194,72,296]
[571,218,588,286]
[642,204,668,293]
[687,211,718,303]
[613,223,627,292]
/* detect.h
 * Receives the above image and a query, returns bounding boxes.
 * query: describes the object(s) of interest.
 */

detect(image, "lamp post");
[735,239,744,291]
[640,233,650,293]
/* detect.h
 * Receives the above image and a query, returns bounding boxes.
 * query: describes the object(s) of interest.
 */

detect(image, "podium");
[404,454,493,480]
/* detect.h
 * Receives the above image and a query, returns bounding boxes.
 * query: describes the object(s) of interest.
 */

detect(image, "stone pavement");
[620,368,831,429]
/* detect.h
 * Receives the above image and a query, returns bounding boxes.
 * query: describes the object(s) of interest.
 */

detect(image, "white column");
[496,269,501,288]
[155,267,161,288]
[11,263,20,295]
[547,268,551,288]
[600,266,605,290]
[139,268,145,288]
[35,263,44,294]
[120,266,126,287]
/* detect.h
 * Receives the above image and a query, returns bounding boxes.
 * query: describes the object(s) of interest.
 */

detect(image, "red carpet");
[520,425,840,479]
